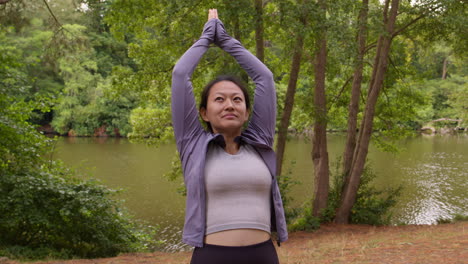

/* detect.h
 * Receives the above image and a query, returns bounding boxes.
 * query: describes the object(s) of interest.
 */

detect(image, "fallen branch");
[430,118,462,123]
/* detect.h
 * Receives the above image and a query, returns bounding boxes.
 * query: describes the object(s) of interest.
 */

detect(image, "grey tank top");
[204,142,272,235]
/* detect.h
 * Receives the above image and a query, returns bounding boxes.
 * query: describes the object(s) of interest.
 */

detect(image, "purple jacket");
[171,19,288,248]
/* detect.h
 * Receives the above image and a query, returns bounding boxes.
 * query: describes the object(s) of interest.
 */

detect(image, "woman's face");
[200,81,249,135]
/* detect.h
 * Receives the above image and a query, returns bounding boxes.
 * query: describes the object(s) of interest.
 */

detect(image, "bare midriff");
[204,229,270,246]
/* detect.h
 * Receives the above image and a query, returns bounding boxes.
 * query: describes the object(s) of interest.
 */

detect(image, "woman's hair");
[199,75,250,132]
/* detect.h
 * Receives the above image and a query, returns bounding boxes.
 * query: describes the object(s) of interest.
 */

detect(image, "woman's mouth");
[222,114,237,119]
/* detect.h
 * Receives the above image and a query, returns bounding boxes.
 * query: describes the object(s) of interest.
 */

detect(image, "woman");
[171,9,288,264]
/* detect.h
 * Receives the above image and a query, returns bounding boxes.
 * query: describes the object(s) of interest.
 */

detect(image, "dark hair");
[199,75,250,132]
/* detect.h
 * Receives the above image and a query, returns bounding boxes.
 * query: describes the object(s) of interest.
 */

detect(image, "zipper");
[198,134,217,246]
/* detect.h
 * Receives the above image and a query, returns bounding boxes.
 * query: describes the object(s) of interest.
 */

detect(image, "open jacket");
[171,18,288,248]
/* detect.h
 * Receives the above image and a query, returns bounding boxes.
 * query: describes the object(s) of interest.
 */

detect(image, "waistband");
[203,239,273,249]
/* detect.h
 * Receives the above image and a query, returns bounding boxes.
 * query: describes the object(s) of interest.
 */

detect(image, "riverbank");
[5,222,466,264]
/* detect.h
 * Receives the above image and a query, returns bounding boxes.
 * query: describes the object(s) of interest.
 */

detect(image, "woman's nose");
[224,99,234,110]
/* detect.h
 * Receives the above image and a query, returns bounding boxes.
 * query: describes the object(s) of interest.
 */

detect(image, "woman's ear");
[244,109,250,122]
[200,107,209,122]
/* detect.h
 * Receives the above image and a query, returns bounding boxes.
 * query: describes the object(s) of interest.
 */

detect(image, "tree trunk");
[442,57,448,79]
[335,0,400,224]
[275,33,304,177]
[342,0,369,195]
[275,0,308,177]
[255,0,265,62]
[311,0,329,217]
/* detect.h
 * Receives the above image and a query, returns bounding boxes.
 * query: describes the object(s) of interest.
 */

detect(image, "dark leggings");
[190,239,279,264]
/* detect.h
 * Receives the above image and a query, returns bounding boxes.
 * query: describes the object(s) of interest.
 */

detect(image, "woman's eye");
[215,97,223,102]
[234,97,242,102]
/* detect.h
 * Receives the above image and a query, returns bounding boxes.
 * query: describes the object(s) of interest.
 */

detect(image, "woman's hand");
[208,9,218,21]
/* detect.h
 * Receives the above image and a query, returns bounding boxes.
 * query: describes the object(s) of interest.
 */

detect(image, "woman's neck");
[223,134,240,154]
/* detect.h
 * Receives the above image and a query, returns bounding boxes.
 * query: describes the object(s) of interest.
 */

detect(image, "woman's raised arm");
[171,18,216,152]
[214,20,276,147]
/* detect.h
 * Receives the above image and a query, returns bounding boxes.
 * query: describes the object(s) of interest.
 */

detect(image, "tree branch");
[431,118,462,123]
[392,13,425,39]
[383,0,390,24]
[364,11,428,59]
[388,54,404,81]
[392,2,442,39]
[364,42,377,54]
[330,75,353,107]
[42,0,62,27]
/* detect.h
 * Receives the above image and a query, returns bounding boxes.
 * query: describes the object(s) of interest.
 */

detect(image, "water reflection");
[397,150,468,224]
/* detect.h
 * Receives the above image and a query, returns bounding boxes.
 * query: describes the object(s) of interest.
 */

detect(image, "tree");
[342,0,368,180]
[275,0,308,177]
[335,0,401,223]
[333,0,467,223]
[311,0,329,217]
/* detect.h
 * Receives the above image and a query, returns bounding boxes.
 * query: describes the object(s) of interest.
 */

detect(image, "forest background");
[0,0,466,261]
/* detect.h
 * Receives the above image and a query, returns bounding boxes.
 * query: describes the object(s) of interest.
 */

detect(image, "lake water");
[54,133,468,251]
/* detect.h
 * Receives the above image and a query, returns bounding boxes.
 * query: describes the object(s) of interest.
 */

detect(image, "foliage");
[323,160,402,226]
[436,214,468,224]
[49,23,137,136]
[0,1,137,136]
[285,159,403,227]
[3,0,466,139]
[162,152,186,196]
[289,157,402,230]
[422,75,468,127]
[453,214,468,222]
[0,29,158,259]
[0,95,158,259]
[288,202,321,232]
[0,163,159,259]
[1,0,465,137]
[277,160,301,223]
[0,26,47,172]
[128,107,174,145]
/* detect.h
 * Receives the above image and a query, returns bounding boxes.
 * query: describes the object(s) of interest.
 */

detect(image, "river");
[53,133,468,251]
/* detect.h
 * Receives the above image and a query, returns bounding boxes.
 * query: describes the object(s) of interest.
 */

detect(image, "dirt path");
[5,222,467,264]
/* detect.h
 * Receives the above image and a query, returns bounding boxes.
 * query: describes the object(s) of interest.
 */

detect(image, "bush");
[350,166,402,225]
[289,159,402,230]
[454,214,468,222]
[278,160,301,224]
[0,164,158,259]
[436,214,468,224]
[278,160,321,232]
[0,88,159,260]
[288,202,321,232]
[324,160,402,226]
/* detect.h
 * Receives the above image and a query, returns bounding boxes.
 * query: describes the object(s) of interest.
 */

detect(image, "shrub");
[453,214,468,222]
[350,165,402,225]
[324,160,402,226]
[289,159,402,230]
[278,160,301,224]
[436,214,468,224]
[288,202,321,232]
[0,162,159,259]
[0,90,159,260]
